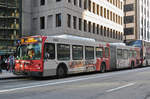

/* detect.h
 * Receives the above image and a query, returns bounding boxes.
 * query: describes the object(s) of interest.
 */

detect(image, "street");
[0,67,150,99]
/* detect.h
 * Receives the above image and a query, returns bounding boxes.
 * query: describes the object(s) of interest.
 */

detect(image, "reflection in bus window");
[96,47,103,58]
[123,50,128,59]
[44,43,55,59]
[117,49,122,59]
[57,44,70,60]
[72,45,83,60]
[85,46,94,60]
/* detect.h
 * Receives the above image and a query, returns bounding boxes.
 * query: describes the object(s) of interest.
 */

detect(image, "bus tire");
[100,63,106,73]
[131,62,134,69]
[57,64,67,78]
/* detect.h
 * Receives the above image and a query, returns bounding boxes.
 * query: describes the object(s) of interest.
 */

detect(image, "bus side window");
[85,46,94,60]
[117,49,122,59]
[123,49,128,59]
[105,47,109,58]
[44,43,55,59]
[57,44,70,60]
[96,47,103,58]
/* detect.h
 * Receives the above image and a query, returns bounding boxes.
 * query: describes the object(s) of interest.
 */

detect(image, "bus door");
[104,47,110,70]
[43,43,56,76]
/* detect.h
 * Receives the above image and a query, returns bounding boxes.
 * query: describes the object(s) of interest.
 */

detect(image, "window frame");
[72,45,83,60]
[57,44,70,61]
[96,47,103,58]
[85,46,94,60]
[44,43,55,60]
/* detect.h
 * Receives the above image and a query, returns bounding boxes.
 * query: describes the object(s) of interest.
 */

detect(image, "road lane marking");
[106,82,136,93]
[0,66,148,94]
[0,74,112,93]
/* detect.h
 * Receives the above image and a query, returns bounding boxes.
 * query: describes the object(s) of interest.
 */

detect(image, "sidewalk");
[0,70,26,80]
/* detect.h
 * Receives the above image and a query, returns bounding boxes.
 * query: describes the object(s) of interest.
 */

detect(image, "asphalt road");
[1,67,150,99]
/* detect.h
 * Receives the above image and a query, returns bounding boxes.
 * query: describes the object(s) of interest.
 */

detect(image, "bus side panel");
[110,46,117,70]
[43,60,58,77]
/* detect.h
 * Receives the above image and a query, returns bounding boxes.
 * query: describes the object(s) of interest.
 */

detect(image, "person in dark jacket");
[8,54,15,72]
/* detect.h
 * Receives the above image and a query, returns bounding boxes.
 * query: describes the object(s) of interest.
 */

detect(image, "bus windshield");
[17,43,42,60]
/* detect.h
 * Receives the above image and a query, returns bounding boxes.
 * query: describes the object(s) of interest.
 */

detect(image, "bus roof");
[51,35,96,42]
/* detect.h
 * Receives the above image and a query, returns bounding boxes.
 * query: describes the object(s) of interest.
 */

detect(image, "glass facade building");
[0,0,21,54]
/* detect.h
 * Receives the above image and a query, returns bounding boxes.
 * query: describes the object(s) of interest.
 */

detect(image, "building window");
[113,30,115,38]
[74,0,77,6]
[116,31,118,39]
[97,4,99,15]
[68,0,71,3]
[110,11,112,21]
[56,13,61,27]
[67,14,71,28]
[73,16,77,29]
[88,0,91,11]
[84,0,87,9]
[104,27,106,36]
[88,21,91,32]
[40,16,45,29]
[79,18,82,31]
[110,29,113,38]
[104,8,106,18]
[40,0,45,6]
[113,13,115,22]
[93,2,95,14]
[124,16,134,24]
[100,26,103,35]
[107,28,109,37]
[97,24,99,34]
[79,0,82,8]
[107,10,109,19]
[124,28,134,35]
[93,23,95,33]
[84,20,87,32]
[124,4,134,12]
[100,6,103,17]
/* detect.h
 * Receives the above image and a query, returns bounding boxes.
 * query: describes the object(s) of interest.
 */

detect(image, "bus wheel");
[101,63,106,73]
[57,66,66,78]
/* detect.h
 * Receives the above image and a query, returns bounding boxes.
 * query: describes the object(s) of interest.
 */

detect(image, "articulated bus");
[15,35,141,77]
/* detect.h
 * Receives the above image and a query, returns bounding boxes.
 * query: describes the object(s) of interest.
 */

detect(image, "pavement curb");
[0,76,27,80]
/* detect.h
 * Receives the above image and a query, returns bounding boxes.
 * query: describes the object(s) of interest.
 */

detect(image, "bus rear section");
[109,44,141,69]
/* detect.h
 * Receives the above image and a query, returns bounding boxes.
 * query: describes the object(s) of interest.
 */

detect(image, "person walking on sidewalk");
[0,56,2,74]
[8,54,15,72]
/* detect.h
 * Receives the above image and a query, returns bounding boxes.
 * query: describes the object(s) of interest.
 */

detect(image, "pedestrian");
[8,54,15,72]
[0,56,2,74]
